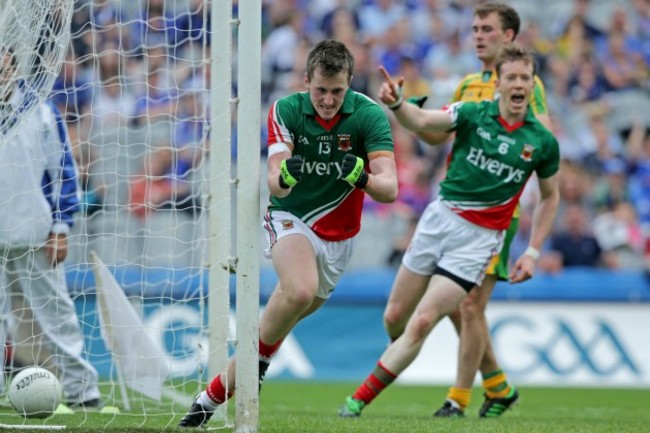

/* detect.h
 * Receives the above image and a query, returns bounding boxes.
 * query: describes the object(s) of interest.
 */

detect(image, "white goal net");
[0,0,73,140]
[0,0,259,430]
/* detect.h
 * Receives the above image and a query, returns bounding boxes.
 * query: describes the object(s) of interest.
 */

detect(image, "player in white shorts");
[179,40,399,428]
[402,200,504,290]
[339,44,560,418]
[263,210,356,299]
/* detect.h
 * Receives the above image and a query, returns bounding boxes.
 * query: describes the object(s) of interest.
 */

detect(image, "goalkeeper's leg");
[14,248,100,406]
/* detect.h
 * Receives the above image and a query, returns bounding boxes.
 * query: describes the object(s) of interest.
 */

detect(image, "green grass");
[1,382,649,432]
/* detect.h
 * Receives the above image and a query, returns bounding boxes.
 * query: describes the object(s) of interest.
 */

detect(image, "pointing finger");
[378,65,394,85]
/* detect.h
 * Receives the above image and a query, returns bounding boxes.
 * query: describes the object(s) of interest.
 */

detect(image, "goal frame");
[210,1,261,432]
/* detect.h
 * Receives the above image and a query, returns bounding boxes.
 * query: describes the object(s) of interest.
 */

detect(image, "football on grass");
[8,367,62,418]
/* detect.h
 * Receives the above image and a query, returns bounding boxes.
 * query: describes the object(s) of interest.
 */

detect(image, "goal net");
[0,0,73,140]
[0,0,261,430]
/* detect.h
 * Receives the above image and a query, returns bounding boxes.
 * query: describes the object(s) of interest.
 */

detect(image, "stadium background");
[15,0,650,388]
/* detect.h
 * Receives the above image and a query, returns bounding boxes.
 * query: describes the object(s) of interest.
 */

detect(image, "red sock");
[206,374,233,404]
[259,337,283,359]
[352,362,397,404]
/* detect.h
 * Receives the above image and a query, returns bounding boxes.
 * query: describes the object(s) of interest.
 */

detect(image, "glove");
[341,154,369,189]
[278,155,303,189]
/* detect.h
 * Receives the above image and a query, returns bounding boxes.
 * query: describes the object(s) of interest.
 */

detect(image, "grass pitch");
[0,382,648,432]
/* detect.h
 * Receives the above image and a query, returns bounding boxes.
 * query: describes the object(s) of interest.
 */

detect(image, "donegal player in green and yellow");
[384,2,552,418]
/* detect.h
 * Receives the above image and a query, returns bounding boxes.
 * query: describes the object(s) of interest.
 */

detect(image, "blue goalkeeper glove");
[279,155,303,189]
[341,154,369,189]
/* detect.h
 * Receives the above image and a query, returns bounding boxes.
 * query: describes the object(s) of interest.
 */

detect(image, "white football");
[8,367,62,418]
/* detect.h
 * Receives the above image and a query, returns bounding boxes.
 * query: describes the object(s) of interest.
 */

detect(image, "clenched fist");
[279,155,304,189]
[341,154,369,189]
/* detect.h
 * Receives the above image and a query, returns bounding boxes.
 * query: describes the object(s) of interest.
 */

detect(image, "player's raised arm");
[378,66,453,136]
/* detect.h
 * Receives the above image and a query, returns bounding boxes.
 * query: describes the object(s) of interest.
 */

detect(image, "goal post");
[209,0,261,430]
[208,0,233,394]
[234,1,262,432]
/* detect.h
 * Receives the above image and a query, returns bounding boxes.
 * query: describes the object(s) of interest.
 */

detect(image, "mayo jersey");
[450,70,548,219]
[267,89,394,241]
[440,99,559,230]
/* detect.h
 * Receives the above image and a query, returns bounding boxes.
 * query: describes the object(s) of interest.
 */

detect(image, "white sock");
[197,391,220,410]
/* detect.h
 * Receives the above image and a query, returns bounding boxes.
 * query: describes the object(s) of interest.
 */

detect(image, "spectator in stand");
[593,201,645,269]
[69,2,94,69]
[549,0,604,41]
[325,10,372,95]
[626,122,650,230]
[579,112,625,175]
[169,0,212,55]
[599,31,648,91]
[517,21,554,76]
[547,15,593,97]
[398,56,431,100]
[567,55,608,105]
[261,9,305,105]
[374,19,420,77]
[129,85,207,219]
[132,64,178,126]
[90,1,125,52]
[129,0,175,57]
[358,0,407,41]
[556,160,595,225]
[631,0,650,65]
[51,49,93,128]
[410,0,461,55]
[320,4,361,39]
[423,30,479,106]
[91,42,135,129]
[590,158,630,213]
[595,6,645,58]
[542,203,611,271]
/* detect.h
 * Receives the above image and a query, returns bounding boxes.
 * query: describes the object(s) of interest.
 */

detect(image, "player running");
[179,39,398,428]
[384,2,552,417]
[339,43,560,419]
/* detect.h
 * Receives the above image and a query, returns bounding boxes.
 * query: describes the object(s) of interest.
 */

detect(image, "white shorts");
[263,211,356,299]
[402,200,504,287]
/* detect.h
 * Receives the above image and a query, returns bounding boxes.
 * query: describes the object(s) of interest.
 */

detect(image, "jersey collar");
[481,70,494,83]
[487,98,536,124]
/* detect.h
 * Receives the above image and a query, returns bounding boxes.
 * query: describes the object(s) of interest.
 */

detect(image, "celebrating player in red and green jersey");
[179,39,398,428]
[385,2,552,417]
[339,43,560,419]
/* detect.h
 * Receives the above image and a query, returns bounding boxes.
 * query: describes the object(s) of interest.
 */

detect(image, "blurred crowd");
[57,0,650,271]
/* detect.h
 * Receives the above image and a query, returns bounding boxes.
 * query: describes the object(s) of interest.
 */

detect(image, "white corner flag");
[91,251,170,403]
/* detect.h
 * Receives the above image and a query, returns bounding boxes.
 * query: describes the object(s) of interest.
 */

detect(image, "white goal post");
[234,1,261,431]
